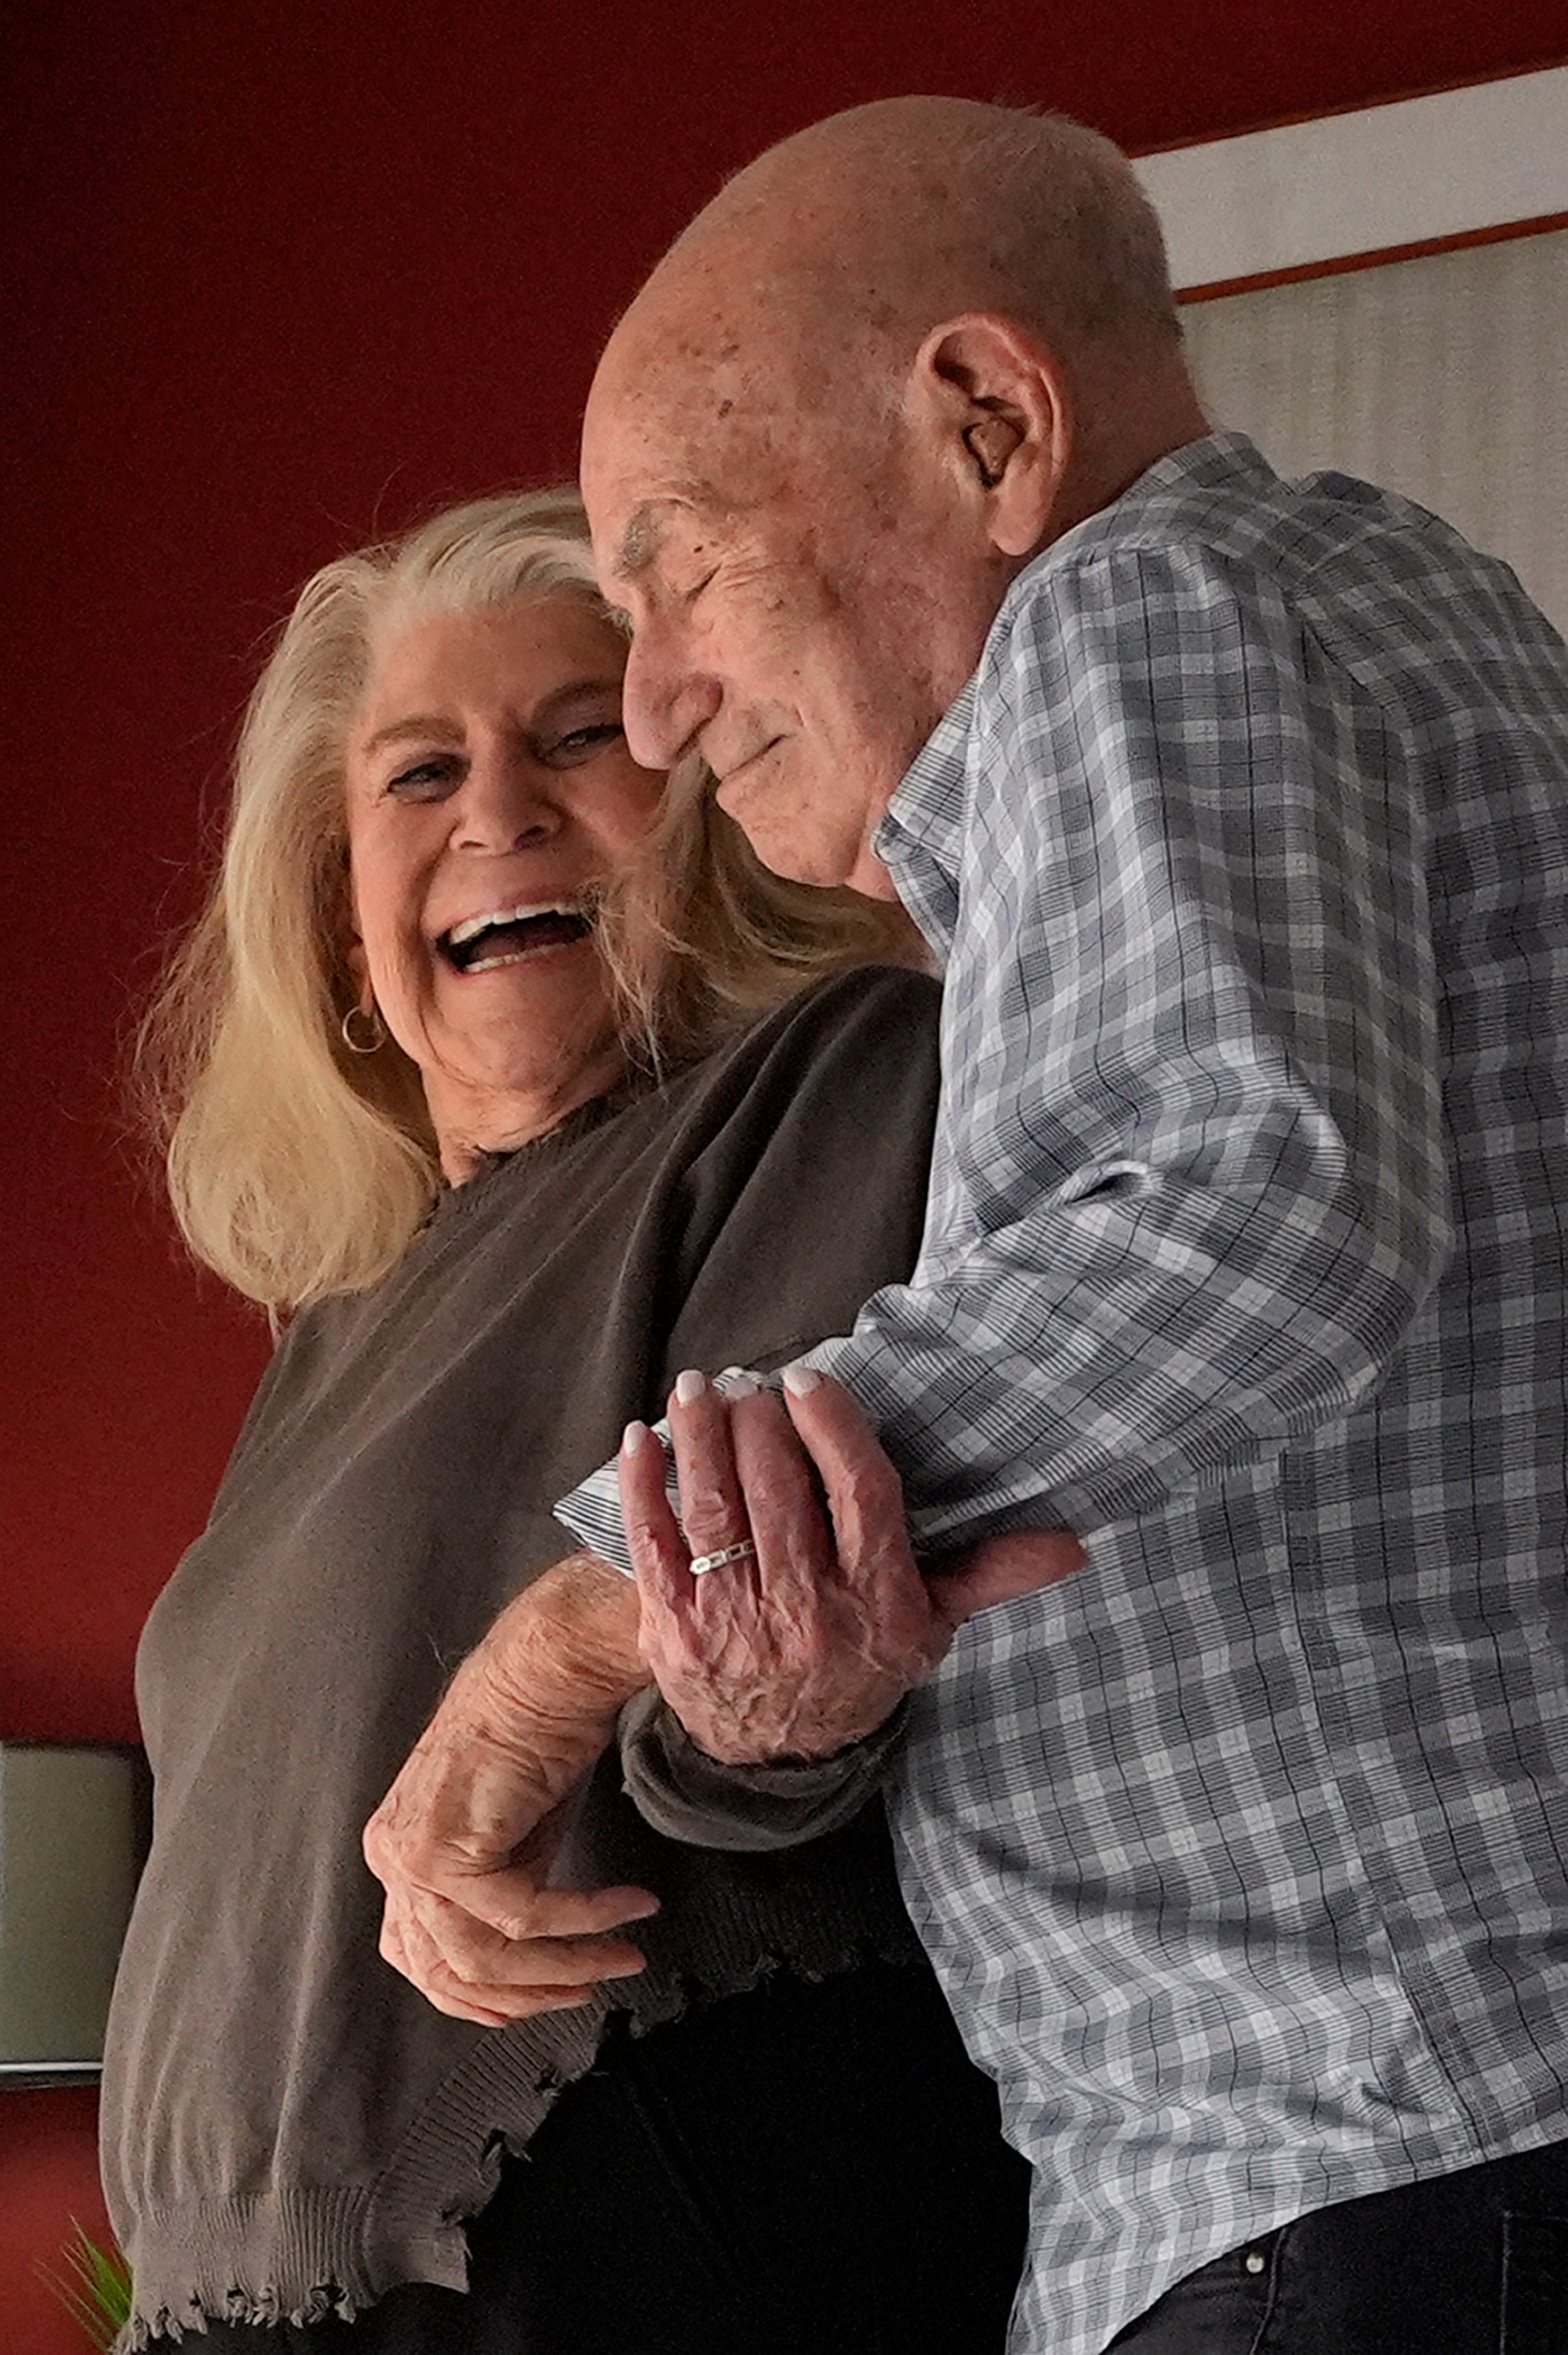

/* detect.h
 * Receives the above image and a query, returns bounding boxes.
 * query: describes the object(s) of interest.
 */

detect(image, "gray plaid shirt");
[559,435,1568,2352]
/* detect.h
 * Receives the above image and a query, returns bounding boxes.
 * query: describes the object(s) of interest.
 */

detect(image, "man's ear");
[910,313,1072,558]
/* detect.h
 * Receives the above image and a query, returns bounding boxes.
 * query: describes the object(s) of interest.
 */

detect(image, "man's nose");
[621,624,721,769]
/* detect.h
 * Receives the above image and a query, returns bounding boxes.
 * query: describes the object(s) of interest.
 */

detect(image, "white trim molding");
[1135,65,1568,297]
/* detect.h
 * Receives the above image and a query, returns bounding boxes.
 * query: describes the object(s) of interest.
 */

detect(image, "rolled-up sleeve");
[616,1688,909,1852]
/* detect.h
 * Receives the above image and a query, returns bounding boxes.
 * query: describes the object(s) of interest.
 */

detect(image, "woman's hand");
[619,1370,1084,1766]
[363,1557,660,2026]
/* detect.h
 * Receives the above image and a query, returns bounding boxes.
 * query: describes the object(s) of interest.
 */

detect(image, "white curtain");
[1183,227,1568,636]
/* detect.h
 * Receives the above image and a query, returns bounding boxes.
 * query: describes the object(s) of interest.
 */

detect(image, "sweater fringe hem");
[121,2275,363,2347]
[117,1941,925,2345]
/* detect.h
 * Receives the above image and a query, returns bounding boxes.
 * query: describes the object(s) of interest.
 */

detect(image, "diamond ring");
[688,1540,759,1576]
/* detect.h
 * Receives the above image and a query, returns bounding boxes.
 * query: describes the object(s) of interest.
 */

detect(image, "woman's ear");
[340,916,374,1012]
[910,313,1073,558]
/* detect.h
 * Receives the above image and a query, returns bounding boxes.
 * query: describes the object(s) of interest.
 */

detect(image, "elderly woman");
[101,490,1036,2354]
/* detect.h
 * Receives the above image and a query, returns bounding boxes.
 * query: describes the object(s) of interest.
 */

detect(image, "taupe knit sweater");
[102,968,941,2343]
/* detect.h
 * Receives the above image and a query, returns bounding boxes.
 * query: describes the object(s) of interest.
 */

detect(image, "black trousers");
[188,1959,1031,2354]
[1108,2136,1568,2355]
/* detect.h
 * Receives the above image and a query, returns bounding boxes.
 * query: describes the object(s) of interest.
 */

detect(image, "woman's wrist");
[475,1553,649,1733]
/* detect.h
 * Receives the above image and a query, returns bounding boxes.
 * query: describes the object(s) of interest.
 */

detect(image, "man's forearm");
[474,1552,649,1746]
[363,1553,660,2024]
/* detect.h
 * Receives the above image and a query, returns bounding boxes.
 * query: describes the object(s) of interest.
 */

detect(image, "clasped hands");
[363,1370,1083,2025]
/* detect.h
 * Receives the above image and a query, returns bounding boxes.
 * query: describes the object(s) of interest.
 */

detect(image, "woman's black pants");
[189,1957,1032,2353]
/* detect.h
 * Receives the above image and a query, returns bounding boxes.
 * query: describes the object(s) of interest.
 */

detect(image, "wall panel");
[1185,228,1568,632]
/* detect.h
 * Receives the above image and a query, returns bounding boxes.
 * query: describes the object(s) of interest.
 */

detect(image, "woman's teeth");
[439,905,594,972]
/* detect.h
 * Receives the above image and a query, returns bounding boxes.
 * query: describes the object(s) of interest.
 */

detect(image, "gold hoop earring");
[341,1003,387,1054]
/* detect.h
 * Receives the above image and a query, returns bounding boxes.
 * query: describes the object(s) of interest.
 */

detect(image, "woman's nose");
[452,749,562,850]
[621,623,721,769]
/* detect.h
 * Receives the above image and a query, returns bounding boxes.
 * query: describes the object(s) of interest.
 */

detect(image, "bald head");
[582,98,1205,896]
[668,97,1179,361]
[598,99,1182,453]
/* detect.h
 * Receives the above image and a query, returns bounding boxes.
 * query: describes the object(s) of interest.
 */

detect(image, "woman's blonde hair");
[140,488,918,1312]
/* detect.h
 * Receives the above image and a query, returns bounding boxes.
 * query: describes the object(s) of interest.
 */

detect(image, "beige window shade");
[1183,228,1568,638]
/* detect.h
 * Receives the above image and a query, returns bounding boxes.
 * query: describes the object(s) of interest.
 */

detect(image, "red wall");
[6,4,1563,2347]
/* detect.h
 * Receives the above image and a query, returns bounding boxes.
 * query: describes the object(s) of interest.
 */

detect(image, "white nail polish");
[622,1420,649,1457]
[782,1362,822,1397]
[674,1369,706,1406]
[719,1370,762,1399]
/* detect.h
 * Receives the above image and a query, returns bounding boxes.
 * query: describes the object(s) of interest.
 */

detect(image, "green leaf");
[38,2223,134,2353]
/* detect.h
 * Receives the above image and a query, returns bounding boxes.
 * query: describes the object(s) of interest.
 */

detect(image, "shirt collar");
[873,676,976,959]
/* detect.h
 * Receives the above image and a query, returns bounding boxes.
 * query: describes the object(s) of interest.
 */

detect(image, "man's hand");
[619,1369,1083,1765]
[363,1556,660,2026]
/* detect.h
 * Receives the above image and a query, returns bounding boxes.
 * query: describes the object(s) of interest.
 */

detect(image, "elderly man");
[371,98,1568,2354]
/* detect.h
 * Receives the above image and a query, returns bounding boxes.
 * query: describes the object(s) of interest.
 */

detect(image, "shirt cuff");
[557,1450,640,1573]
[555,1367,771,1575]
[616,1686,910,1852]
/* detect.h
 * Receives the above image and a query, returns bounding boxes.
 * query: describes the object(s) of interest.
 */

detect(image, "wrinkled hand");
[363,1557,659,2026]
[619,1370,1084,1765]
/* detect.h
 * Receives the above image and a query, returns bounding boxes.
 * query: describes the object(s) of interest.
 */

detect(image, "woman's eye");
[546,721,625,766]
[385,756,460,800]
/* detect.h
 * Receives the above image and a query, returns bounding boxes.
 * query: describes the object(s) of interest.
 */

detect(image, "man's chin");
[716,774,860,893]
[726,815,842,890]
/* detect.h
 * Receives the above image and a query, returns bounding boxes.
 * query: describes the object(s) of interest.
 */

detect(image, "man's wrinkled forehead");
[583,359,799,593]
[581,391,727,588]
[586,240,824,493]
[585,335,727,532]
